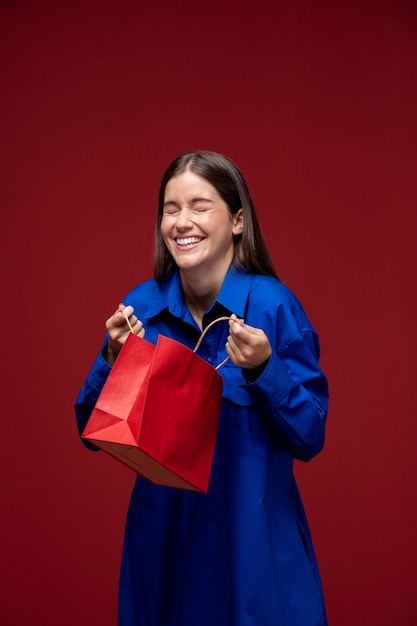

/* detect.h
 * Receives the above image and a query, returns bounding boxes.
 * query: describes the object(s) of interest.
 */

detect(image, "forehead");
[164,170,219,201]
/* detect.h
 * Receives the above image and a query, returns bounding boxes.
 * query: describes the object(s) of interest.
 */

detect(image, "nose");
[175,207,193,230]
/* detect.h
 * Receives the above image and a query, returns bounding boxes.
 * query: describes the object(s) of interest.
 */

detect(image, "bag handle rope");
[121,308,136,334]
[193,316,235,370]
[121,309,236,371]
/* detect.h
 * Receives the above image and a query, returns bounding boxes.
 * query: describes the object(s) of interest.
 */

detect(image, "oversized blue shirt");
[75,267,329,626]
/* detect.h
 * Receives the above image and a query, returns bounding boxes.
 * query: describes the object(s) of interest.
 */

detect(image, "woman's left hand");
[225,314,272,369]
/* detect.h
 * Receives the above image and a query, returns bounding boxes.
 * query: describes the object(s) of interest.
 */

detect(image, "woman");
[76,150,329,626]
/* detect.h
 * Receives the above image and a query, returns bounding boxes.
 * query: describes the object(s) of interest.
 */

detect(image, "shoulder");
[246,275,317,341]
[122,278,159,313]
[124,277,157,299]
[121,272,181,320]
[248,275,304,312]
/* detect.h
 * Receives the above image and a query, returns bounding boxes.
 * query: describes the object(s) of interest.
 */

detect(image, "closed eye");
[163,208,180,215]
[162,203,212,216]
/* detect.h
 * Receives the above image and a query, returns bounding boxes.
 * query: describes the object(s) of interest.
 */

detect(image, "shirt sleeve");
[73,281,154,451]
[74,342,112,450]
[241,305,329,463]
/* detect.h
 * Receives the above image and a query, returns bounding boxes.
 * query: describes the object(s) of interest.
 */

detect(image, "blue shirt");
[75,266,329,626]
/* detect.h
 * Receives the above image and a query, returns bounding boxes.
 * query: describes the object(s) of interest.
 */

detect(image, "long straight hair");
[154,151,280,283]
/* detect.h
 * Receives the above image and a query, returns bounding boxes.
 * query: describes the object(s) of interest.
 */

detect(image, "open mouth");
[176,237,204,246]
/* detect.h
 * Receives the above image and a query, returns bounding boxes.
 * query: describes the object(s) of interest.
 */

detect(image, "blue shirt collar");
[143,266,252,321]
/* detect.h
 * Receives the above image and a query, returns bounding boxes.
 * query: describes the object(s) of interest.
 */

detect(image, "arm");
[74,303,145,448]
[226,314,328,462]
[75,346,112,449]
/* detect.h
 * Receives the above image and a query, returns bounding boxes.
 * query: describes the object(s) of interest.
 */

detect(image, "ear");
[232,209,244,235]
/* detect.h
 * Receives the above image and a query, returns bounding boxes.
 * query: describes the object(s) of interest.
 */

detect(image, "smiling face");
[161,170,243,282]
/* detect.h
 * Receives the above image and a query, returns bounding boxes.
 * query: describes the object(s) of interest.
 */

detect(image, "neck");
[180,268,226,329]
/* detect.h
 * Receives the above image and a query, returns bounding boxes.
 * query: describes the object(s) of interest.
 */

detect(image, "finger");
[230,318,254,340]
[228,324,252,352]
[225,338,237,362]
[131,318,143,332]
[226,334,244,364]
[124,314,145,338]
[229,314,245,328]
[228,327,272,368]
[115,305,135,326]
[119,304,134,319]
[106,305,133,333]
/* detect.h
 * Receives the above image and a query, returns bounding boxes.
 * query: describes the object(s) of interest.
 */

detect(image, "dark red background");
[1,1,416,624]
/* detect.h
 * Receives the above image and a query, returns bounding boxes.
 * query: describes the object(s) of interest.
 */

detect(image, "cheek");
[160,218,171,243]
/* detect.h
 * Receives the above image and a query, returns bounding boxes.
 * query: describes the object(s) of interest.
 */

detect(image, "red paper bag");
[82,318,230,493]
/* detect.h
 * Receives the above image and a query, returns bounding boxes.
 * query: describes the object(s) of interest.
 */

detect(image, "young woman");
[76,150,329,626]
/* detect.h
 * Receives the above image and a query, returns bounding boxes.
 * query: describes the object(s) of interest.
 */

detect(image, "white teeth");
[176,237,202,245]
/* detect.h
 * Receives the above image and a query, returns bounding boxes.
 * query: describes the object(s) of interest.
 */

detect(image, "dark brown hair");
[154,150,280,283]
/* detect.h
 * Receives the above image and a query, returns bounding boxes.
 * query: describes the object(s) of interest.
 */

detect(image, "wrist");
[104,342,118,366]
[242,356,270,383]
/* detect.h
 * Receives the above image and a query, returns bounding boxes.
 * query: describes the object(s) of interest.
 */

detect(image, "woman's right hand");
[104,303,145,366]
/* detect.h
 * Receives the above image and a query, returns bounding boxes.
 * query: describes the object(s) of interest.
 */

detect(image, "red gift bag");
[82,317,231,493]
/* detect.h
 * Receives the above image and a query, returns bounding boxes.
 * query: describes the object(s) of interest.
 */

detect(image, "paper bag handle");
[193,316,235,370]
[121,309,235,371]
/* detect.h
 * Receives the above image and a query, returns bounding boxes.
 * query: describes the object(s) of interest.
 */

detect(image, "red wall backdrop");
[1,0,416,624]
